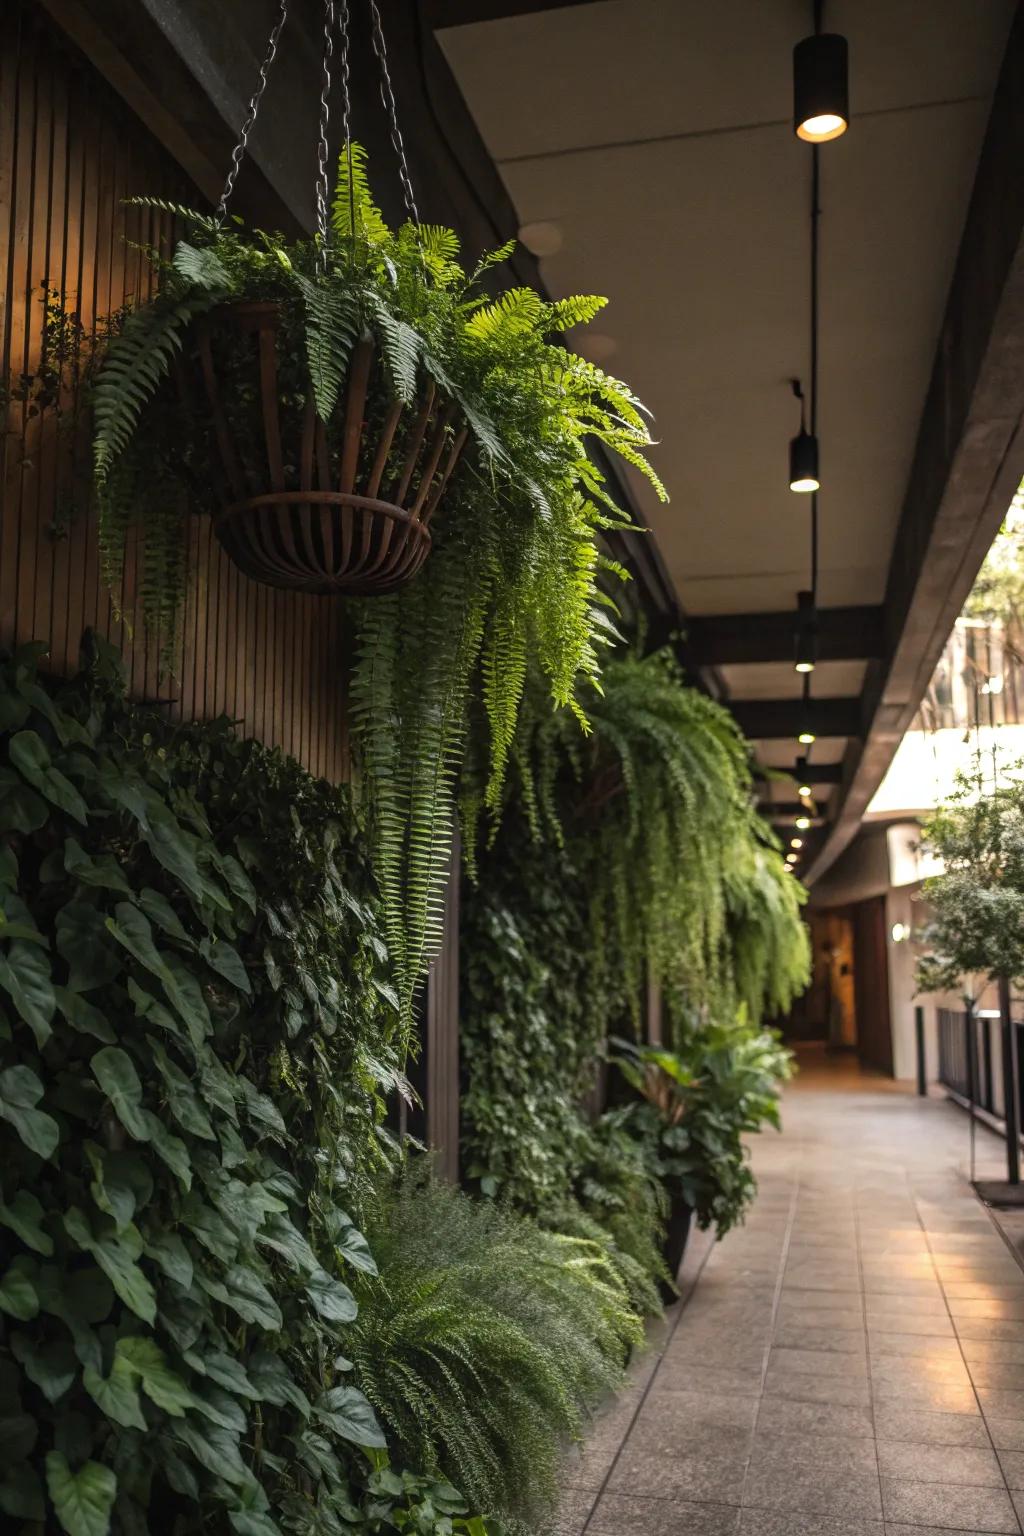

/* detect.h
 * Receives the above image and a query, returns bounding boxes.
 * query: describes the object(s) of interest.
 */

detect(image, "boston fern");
[89,144,665,1019]
[499,646,810,1022]
[0,641,497,1536]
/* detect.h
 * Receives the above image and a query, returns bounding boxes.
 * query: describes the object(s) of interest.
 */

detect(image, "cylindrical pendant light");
[794,32,849,142]
[789,380,819,494]
[789,430,819,494]
[794,589,817,673]
[795,757,812,798]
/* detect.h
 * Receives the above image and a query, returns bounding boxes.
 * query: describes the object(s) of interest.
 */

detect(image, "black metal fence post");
[915,1005,927,1096]
[999,975,1021,1185]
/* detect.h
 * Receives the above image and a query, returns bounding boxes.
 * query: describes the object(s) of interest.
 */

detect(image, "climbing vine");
[0,638,434,1536]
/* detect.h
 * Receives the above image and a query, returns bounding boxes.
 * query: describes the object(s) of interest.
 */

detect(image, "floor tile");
[871,1403,989,1447]
[587,1493,741,1534]
[875,1441,1002,1487]
[880,1479,1020,1532]
[762,1370,873,1407]
[743,1458,882,1520]
[772,1326,867,1354]
[607,1444,749,1504]
[740,1512,884,1535]
[756,1396,874,1440]
[769,1346,868,1377]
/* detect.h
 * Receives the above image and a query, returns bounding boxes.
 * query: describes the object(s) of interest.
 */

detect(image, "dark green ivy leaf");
[9,730,88,823]
[304,1268,357,1324]
[45,1451,116,1536]
[0,1063,59,1158]
[0,1188,54,1254]
[0,938,56,1047]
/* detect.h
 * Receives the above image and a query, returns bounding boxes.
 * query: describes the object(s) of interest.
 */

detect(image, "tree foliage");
[917,761,1024,993]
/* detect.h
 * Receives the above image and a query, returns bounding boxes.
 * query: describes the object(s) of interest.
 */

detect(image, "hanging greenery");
[459,643,808,1291]
[491,646,810,1020]
[88,145,665,1018]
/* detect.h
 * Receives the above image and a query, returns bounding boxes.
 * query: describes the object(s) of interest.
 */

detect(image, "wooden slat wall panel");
[0,2,348,783]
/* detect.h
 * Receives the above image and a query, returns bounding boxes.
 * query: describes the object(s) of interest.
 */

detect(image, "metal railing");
[937,1008,999,1115]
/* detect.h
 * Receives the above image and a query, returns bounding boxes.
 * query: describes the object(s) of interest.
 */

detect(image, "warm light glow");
[798,731,816,745]
[795,660,815,675]
[796,111,847,143]
[795,815,811,830]
[790,838,803,850]
[789,474,820,495]
[891,922,909,943]
[798,783,812,798]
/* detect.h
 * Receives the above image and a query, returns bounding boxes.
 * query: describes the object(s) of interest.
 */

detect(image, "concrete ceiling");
[437,0,1019,871]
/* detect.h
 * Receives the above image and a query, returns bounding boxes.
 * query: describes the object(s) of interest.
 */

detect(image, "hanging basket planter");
[195,302,468,595]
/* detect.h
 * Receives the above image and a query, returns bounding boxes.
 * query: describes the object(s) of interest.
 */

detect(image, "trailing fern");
[88,146,665,1020]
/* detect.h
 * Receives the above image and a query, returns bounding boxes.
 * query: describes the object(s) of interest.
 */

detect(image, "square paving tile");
[986,1417,1024,1450]
[651,1365,764,1398]
[875,1441,1002,1487]
[607,1444,749,1504]
[769,1347,868,1377]
[762,1369,873,1408]
[739,1513,884,1535]
[880,1478,1020,1532]
[773,1326,867,1354]
[871,1402,989,1447]
[976,1388,1024,1420]
[999,1451,1024,1490]
[869,1332,964,1359]
[756,1396,874,1440]
[553,1486,594,1536]
[587,1492,740,1535]
[870,1377,980,1414]
[743,1456,882,1521]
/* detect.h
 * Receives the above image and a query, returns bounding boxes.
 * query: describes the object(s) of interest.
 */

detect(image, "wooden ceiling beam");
[729,697,862,741]
[684,605,883,669]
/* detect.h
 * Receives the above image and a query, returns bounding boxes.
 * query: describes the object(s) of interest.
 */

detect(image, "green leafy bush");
[348,1169,641,1535]
[0,640,434,1535]
[612,1017,794,1238]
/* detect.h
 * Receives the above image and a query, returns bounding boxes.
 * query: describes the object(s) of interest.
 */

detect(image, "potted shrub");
[612,1016,793,1289]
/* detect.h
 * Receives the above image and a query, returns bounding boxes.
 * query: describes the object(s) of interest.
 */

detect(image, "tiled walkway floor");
[562,1047,1024,1535]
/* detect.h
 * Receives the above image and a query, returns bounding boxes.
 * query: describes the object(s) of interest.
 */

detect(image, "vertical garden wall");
[0,7,810,1535]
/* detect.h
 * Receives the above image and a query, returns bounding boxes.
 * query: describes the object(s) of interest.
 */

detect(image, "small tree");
[917,761,1024,994]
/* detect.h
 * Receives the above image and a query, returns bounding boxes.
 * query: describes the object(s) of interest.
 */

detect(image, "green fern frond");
[331,141,389,247]
[294,274,360,421]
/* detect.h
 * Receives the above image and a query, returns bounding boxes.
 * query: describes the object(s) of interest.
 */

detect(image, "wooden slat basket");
[194,302,469,595]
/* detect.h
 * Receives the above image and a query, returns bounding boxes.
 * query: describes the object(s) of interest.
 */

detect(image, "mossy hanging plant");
[91,147,666,1017]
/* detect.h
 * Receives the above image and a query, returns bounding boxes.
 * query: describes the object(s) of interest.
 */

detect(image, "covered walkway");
[564,1050,1024,1535]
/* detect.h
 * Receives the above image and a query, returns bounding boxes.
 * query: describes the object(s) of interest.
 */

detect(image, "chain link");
[215,0,290,225]
[367,0,420,225]
[315,0,336,271]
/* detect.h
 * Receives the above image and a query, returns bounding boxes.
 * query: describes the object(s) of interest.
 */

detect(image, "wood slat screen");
[0,1,348,781]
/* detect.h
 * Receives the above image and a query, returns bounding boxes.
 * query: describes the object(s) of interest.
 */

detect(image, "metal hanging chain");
[367,0,420,225]
[315,0,336,270]
[337,0,356,248]
[216,0,290,225]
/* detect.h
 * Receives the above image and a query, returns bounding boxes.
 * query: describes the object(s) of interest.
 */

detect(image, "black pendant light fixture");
[794,588,817,674]
[789,379,819,494]
[793,7,849,143]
